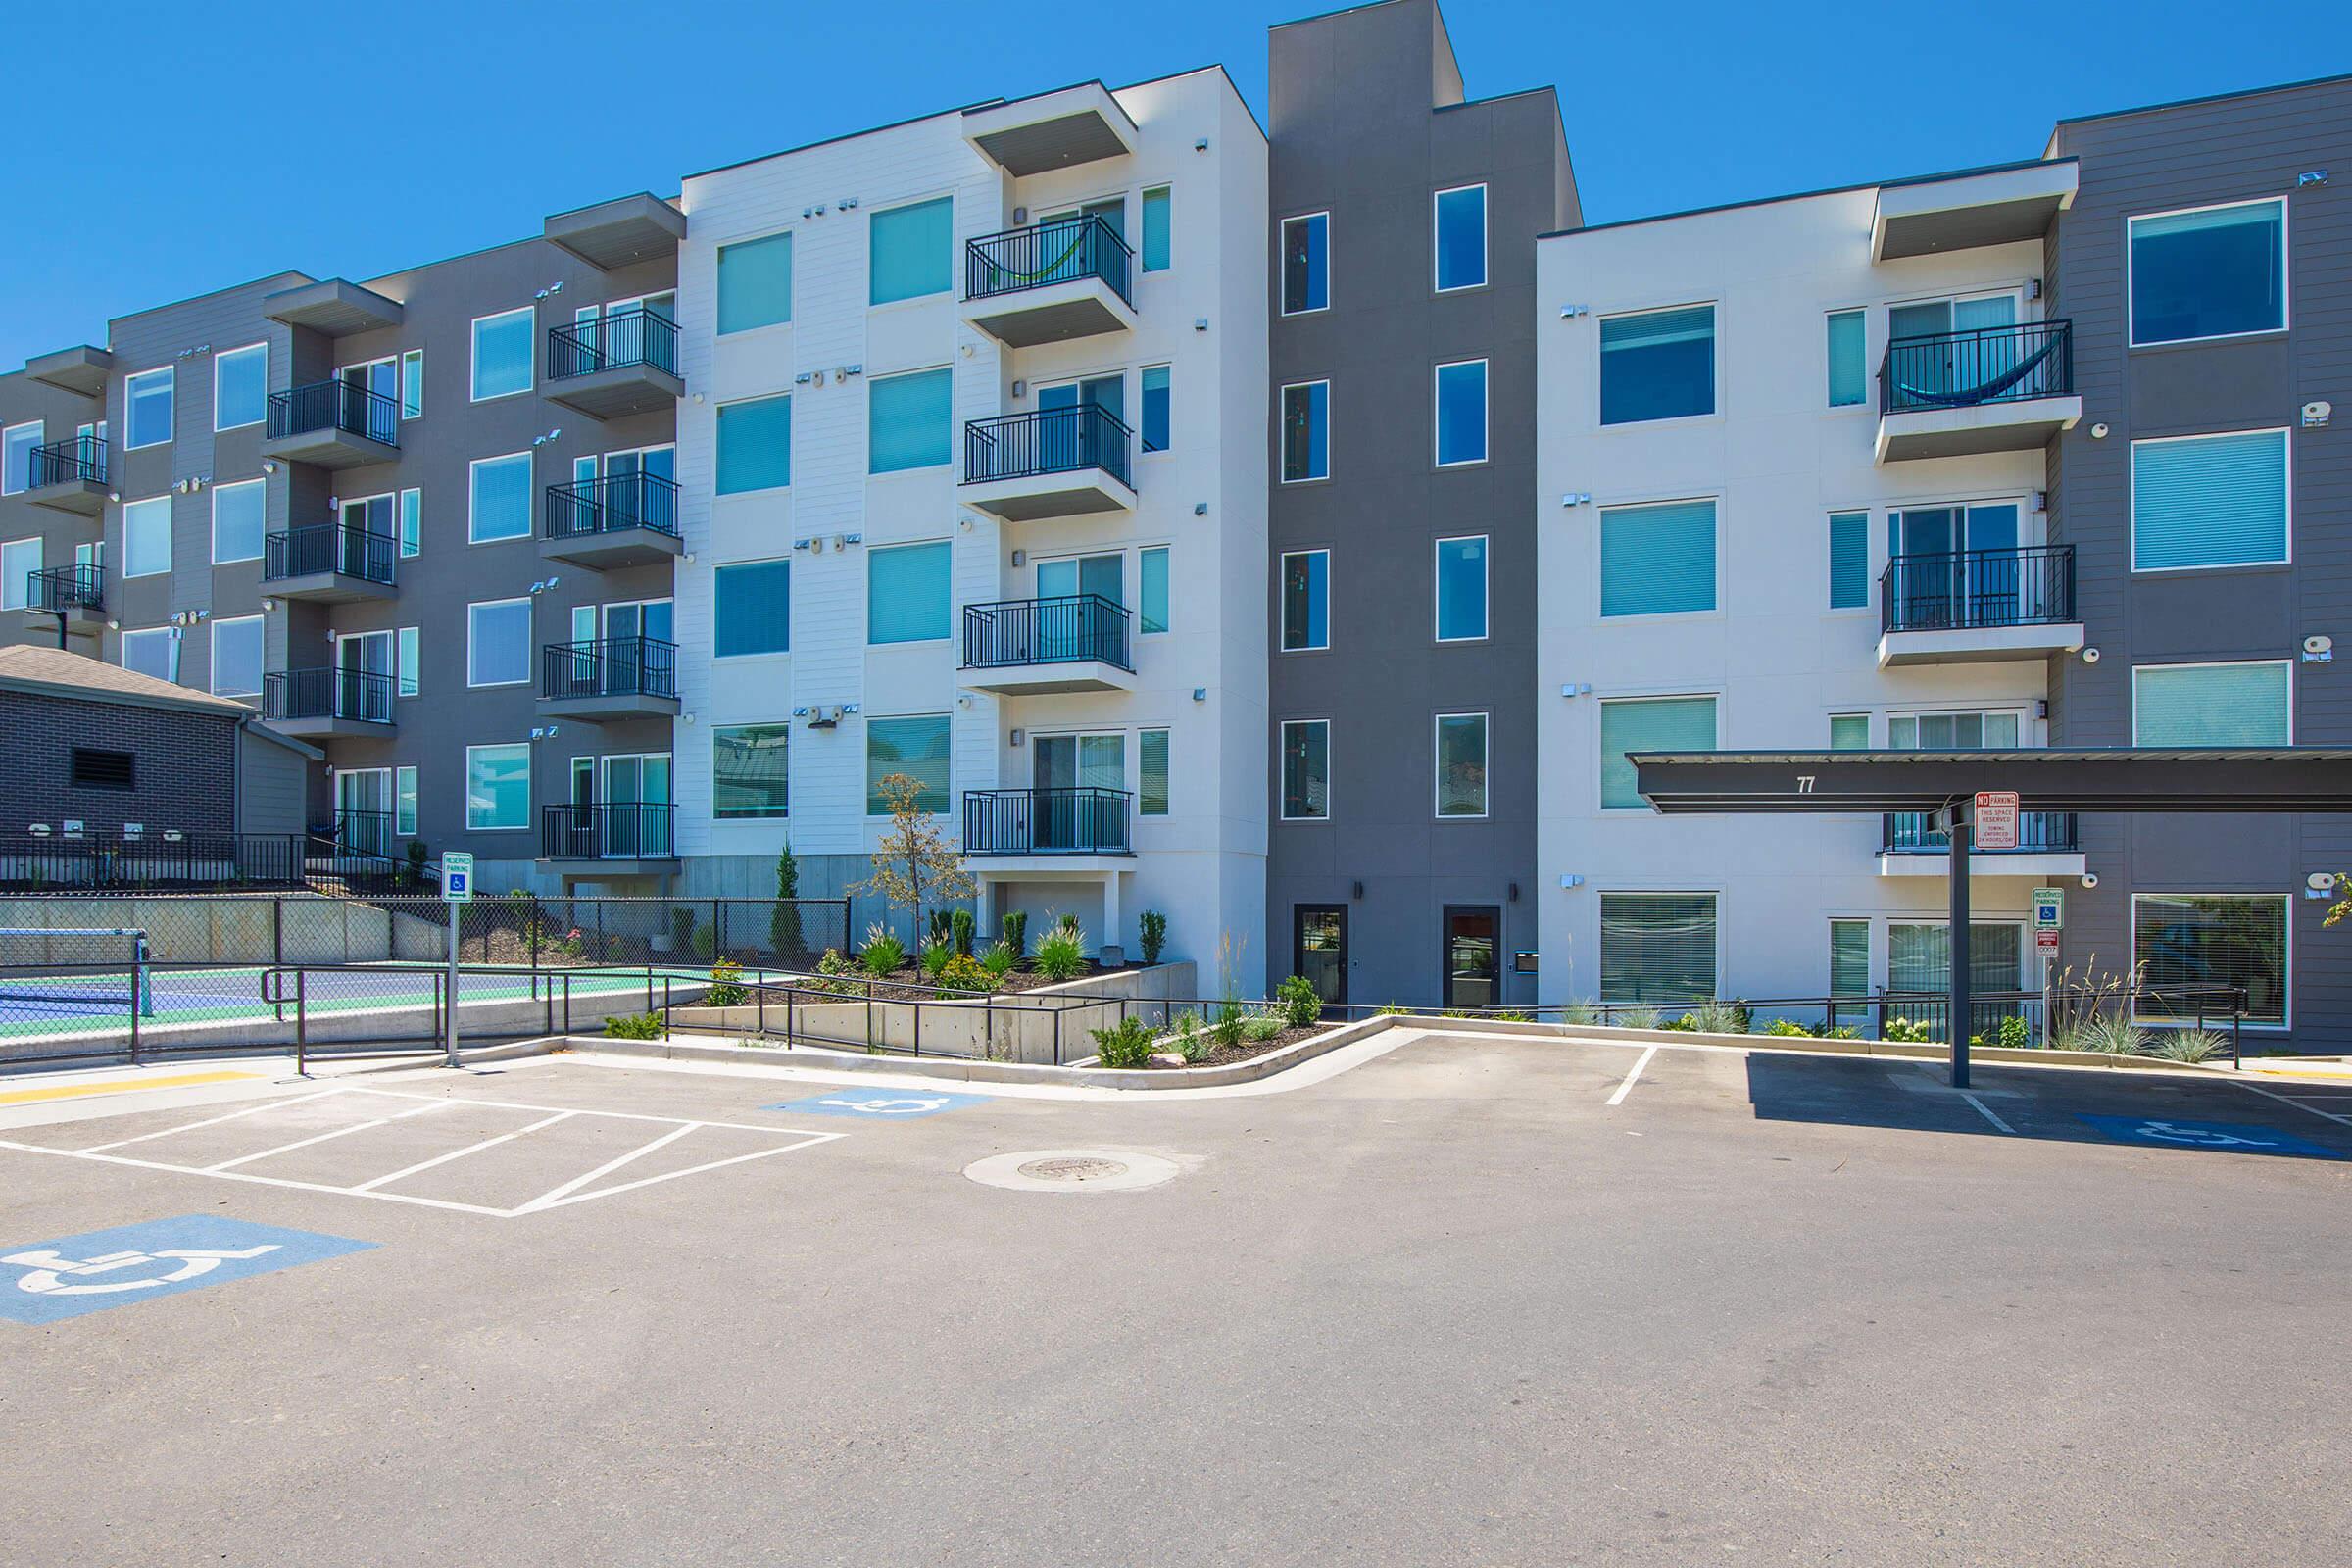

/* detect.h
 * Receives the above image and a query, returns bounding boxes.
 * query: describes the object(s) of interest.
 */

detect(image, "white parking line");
[205,1100,450,1172]
[2230,1077,2352,1129]
[519,1134,842,1212]
[1604,1045,1658,1107]
[351,1110,576,1193]
[517,1123,698,1211]
[1958,1091,2016,1135]
[75,1088,350,1153]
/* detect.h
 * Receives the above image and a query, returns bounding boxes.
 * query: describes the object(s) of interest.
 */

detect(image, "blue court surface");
[0,1214,374,1324]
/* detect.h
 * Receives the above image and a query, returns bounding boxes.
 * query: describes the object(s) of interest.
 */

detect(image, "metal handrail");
[962,404,1133,489]
[1879,543,2074,632]
[541,802,677,860]
[965,215,1133,304]
[962,787,1133,856]
[961,594,1133,671]
[267,379,401,446]
[548,306,680,380]
[544,471,681,539]
[26,564,101,612]
[28,434,106,487]
[264,523,398,585]
[1880,319,2072,414]
[265,667,397,725]
[541,635,678,701]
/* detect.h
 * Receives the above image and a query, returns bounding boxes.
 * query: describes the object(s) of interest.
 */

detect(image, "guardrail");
[1881,319,2072,414]
[26,564,100,612]
[548,306,679,380]
[963,787,1132,855]
[965,215,1132,304]
[264,523,398,586]
[961,594,1132,671]
[1881,544,2074,633]
[544,471,681,539]
[268,378,400,446]
[541,803,677,861]
[265,666,396,724]
[963,404,1132,489]
[1883,810,2079,853]
[28,433,105,487]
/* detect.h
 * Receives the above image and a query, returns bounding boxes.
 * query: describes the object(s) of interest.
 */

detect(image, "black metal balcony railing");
[264,523,398,586]
[541,635,678,702]
[965,216,1133,305]
[1880,544,2074,634]
[548,307,680,381]
[1883,810,2080,855]
[962,595,1133,672]
[541,802,675,860]
[963,405,1132,490]
[28,433,106,488]
[26,564,101,612]
[1881,319,2072,415]
[265,667,396,726]
[267,378,400,447]
[544,472,682,540]
[324,808,399,860]
[963,787,1133,856]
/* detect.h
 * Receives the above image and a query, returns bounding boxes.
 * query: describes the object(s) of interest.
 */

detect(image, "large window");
[1435,712,1489,818]
[867,541,951,644]
[468,453,533,543]
[2133,893,2287,1026]
[718,230,794,334]
[121,627,178,682]
[2130,199,2285,346]
[1433,184,1487,292]
[1140,366,1170,453]
[1829,510,1869,610]
[1,537,39,610]
[1599,893,1717,1004]
[868,368,952,473]
[870,197,952,305]
[1140,728,1170,816]
[1281,550,1329,652]
[466,599,532,687]
[211,478,267,564]
[2,421,39,494]
[465,744,530,831]
[2133,662,2291,746]
[713,724,791,819]
[865,714,950,814]
[716,393,792,494]
[1434,359,1488,466]
[1600,499,1716,617]
[715,559,790,657]
[470,308,535,401]
[1280,719,1331,820]
[2131,429,2289,571]
[1280,381,1328,483]
[1600,696,1715,810]
[1889,922,2023,999]
[210,615,263,698]
[1888,710,2019,749]
[214,343,268,430]
[1600,305,1715,424]
[1826,309,1866,408]
[125,368,173,449]
[1140,545,1169,634]
[1141,185,1171,272]
[1435,535,1487,641]
[1281,213,1329,315]
[123,497,172,578]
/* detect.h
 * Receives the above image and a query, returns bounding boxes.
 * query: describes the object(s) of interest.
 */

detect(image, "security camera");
[2080,872,2099,891]
[2081,647,2101,663]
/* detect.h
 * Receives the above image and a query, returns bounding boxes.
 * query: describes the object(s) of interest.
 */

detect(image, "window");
[716,394,792,494]
[397,627,419,696]
[1829,713,1870,751]
[867,541,950,644]
[1280,381,1329,482]
[1433,184,1486,292]
[0,537,38,610]
[125,368,173,449]
[1141,185,1171,272]
[1888,710,2019,749]
[1140,366,1170,453]
[1435,712,1489,818]
[123,497,172,578]
[70,748,136,790]
[1140,728,1170,816]
[2133,893,2287,1026]
[1,421,39,495]
[1826,310,1866,408]
[1281,213,1329,315]
[868,368,952,473]
[2131,199,2285,346]
[869,196,952,305]
[1599,893,1717,1004]
[400,350,424,418]
[470,308,534,401]
[1890,922,2023,1001]
[1600,305,1716,424]
[1139,546,1169,634]
[1600,696,1715,810]
[208,615,263,698]
[214,343,267,430]
[2131,429,2289,571]
[399,488,421,558]
[468,453,533,543]
[210,478,266,564]
[466,599,532,687]
[396,765,418,838]
[1281,550,1329,652]
[1829,510,1869,609]
[1600,499,1716,617]
[2133,662,2291,746]
[120,627,177,682]
[1280,719,1331,820]
[713,724,791,818]
[1435,535,1488,641]
[465,744,530,830]
[1830,918,1871,997]
[718,230,794,334]
[715,559,791,657]
[865,714,950,814]
[1434,359,1488,466]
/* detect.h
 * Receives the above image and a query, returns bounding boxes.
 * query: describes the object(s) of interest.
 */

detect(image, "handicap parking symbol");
[0,1215,375,1325]
[763,1087,992,1119]
[2077,1114,2342,1159]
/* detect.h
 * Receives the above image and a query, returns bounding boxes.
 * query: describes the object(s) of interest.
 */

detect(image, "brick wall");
[0,690,238,837]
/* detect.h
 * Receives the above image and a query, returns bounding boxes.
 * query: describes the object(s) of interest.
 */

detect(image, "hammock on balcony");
[979,224,1096,290]
[1891,333,2062,409]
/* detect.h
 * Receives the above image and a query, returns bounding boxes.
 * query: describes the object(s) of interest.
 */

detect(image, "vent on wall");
[70,748,136,791]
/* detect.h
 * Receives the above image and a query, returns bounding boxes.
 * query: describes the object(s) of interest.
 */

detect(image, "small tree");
[853,773,977,947]
[769,843,805,960]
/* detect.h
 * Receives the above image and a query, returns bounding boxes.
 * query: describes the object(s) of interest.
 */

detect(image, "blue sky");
[3,0,2343,367]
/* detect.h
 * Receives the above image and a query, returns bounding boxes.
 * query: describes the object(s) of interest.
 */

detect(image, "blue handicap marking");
[2077,1114,2342,1159]
[763,1087,992,1119]
[0,1215,375,1325]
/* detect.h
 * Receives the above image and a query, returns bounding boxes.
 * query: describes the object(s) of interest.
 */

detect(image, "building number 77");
[1794,775,1815,794]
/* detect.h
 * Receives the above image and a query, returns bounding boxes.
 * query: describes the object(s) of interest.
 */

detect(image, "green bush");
[1274,974,1322,1030]
[1139,910,1167,966]
[690,922,717,963]
[1002,910,1027,958]
[604,1011,663,1040]
[1171,1012,1214,1063]
[1764,1018,1810,1037]
[1664,1013,1698,1032]
[1486,1009,1534,1023]
[979,940,1016,984]
[770,844,804,958]
[706,957,748,1007]
[1090,1015,1157,1069]
[1616,1006,1663,1032]
[1376,1003,1410,1016]
[1211,998,1247,1048]
[859,923,906,979]
[928,908,954,947]
[1056,911,1081,938]
[1686,1000,1747,1035]
[812,948,858,995]
[2067,1011,2146,1055]
[950,907,976,957]
[937,953,990,993]
[1561,999,1601,1026]
[1034,923,1087,983]
[918,939,954,983]
[2150,1027,2228,1064]
[1995,1015,2033,1051]
[1881,1016,1934,1045]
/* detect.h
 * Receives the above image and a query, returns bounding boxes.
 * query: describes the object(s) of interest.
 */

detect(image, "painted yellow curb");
[0,1069,266,1107]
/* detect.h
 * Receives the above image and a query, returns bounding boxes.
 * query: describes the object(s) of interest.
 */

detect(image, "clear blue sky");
[4,0,2342,367]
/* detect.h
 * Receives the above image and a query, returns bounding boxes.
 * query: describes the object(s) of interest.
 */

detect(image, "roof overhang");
[1872,161,2078,261]
[1633,749,2352,814]
[264,278,406,336]
[962,83,1137,177]
[544,193,687,271]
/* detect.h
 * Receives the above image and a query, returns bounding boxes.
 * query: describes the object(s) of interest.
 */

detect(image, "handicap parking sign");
[763,1087,992,1119]
[0,1215,375,1325]
[2077,1115,2342,1159]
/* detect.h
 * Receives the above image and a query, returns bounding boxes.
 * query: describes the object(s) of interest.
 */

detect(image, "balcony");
[262,379,400,469]
[960,406,1135,522]
[264,668,396,739]
[959,595,1136,695]
[540,803,677,874]
[1872,160,2078,262]
[961,218,1136,348]
[962,82,1136,176]
[24,436,107,515]
[1877,545,2083,667]
[24,564,102,629]
[544,193,686,272]
[963,787,1132,858]
[264,523,398,603]
[540,472,682,569]
[262,278,405,337]
[538,635,680,722]
[1880,810,2085,880]
[1876,320,2081,463]
[543,308,682,420]
[22,344,113,398]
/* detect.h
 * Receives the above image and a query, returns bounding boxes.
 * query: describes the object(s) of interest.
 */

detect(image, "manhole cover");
[964,1149,1181,1195]
[1018,1155,1129,1182]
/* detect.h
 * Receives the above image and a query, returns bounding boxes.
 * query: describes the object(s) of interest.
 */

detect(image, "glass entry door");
[1442,906,1501,1010]
[1032,733,1123,850]
[1887,293,2018,401]
[1036,553,1122,662]
[334,768,393,857]
[1295,906,1348,1004]
[1037,375,1123,471]
[1888,503,2022,627]
[337,630,393,723]
[600,753,673,858]
[340,359,399,443]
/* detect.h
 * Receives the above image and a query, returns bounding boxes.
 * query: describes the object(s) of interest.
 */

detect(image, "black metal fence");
[547,306,679,380]
[963,788,1132,856]
[963,405,1133,489]
[27,563,101,612]
[268,378,400,446]
[540,803,678,861]
[29,433,105,487]
[0,835,316,892]
[265,666,396,725]
[961,595,1132,671]
[265,522,398,586]
[1882,318,2072,413]
[1884,810,2079,854]
[1881,544,2075,633]
[544,471,681,539]
[965,215,1133,303]
[541,636,677,701]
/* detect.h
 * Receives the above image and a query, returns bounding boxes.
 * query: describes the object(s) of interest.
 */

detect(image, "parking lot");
[5,1031,2349,1566]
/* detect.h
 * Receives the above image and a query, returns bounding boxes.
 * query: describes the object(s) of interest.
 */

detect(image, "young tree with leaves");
[853,772,977,947]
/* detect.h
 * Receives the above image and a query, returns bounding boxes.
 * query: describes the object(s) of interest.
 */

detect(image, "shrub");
[1376,1003,1410,1016]
[859,922,906,979]
[812,948,858,995]
[1487,1009,1533,1023]
[2150,1027,2228,1064]
[1056,911,1081,938]
[1615,1005,1662,1032]
[1561,999,1601,1026]
[669,906,697,952]
[918,939,954,983]
[1686,1000,1747,1035]
[1242,1012,1284,1043]
[706,957,748,1007]
[1170,1012,1215,1063]
[770,844,805,959]
[1002,910,1027,958]
[928,908,954,947]
[403,840,429,888]
[2068,1010,2147,1056]
[1881,1016,1934,1045]
[1139,910,1167,966]
[1211,998,1247,1048]
[604,1011,663,1040]
[689,922,718,963]
[1765,1018,1810,1037]
[1275,974,1323,1030]
[1034,923,1087,983]
[1090,1015,1157,1069]
[937,953,990,993]
[1664,1013,1697,1032]
[1994,1015,2033,1051]
[979,940,1016,984]
[950,907,976,957]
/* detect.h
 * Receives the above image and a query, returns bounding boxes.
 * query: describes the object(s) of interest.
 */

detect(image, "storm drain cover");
[963,1149,1181,1194]
[1020,1155,1128,1182]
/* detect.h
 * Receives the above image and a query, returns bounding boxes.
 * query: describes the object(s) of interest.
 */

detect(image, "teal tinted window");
[2133,662,2290,746]
[1281,383,1328,481]
[1140,546,1168,634]
[866,715,951,814]
[465,744,530,830]
[868,368,952,473]
[2131,200,2285,345]
[1601,305,1715,424]
[2132,430,2288,570]
[1435,713,1488,817]
[867,541,951,644]
[1601,499,1716,617]
[1141,186,1171,272]
[1599,696,1715,809]
[1829,510,1869,609]
[1281,720,1330,819]
[716,394,792,494]
[1140,366,1170,453]
[470,309,534,401]
[1436,536,1487,640]
[718,231,793,334]
[1826,310,1866,407]
[1830,919,1871,997]
[870,197,953,305]
[714,724,791,818]
[215,344,268,430]
[714,559,790,657]
[1829,714,1870,751]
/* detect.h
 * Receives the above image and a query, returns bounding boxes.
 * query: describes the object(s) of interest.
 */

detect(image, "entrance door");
[1031,732,1123,850]
[340,359,399,443]
[1888,502,2024,628]
[1037,374,1123,471]
[334,768,392,858]
[1035,552,1123,661]
[1295,905,1348,1005]
[337,630,393,723]
[600,753,673,858]
[1442,906,1501,1010]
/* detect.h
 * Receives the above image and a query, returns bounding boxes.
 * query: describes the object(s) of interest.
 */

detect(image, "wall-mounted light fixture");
[1560,492,1592,507]
[1557,873,1585,889]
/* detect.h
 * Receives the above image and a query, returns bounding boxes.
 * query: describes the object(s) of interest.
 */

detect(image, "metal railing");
[963,405,1133,490]
[541,635,678,701]
[0,834,311,893]
[961,594,1133,671]
[548,306,679,380]
[28,433,106,487]
[965,215,1133,304]
[1881,319,2072,414]
[264,523,398,586]
[265,666,397,725]
[541,802,677,861]
[1880,544,2074,633]
[267,378,400,446]
[26,564,100,612]
[1883,810,2079,854]
[319,808,399,860]
[544,471,681,540]
[963,787,1132,856]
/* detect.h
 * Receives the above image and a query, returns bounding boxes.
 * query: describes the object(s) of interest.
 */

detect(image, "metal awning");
[1632,748,2352,814]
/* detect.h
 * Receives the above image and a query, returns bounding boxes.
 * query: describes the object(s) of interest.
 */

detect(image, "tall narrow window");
[1141,185,1171,272]
[1281,213,1329,315]
[1434,360,1488,466]
[716,394,792,494]
[1826,310,1866,408]
[2130,199,2285,346]
[1139,546,1169,634]
[870,197,953,305]
[1280,381,1329,482]
[211,478,267,564]
[1281,550,1329,652]
[867,542,952,644]
[718,230,795,333]
[0,537,38,610]
[1139,728,1170,816]
[1435,535,1488,641]
[399,488,421,558]
[2133,662,2291,746]
[470,308,535,401]
[1140,366,1170,453]
[1829,510,1869,609]
[1,422,37,495]
[1599,696,1716,809]
[400,349,424,418]
[397,627,419,696]
[123,497,172,577]
[1600,305,1716,424]
[1280,719,1331,820]
[395,765,418,837]
[1433,184,1487,291]
[125,368,174,449]
[1830,919,1871,997]
[1599,893,1718,1004]
[867,368,952,473]
[865,715,951,814]
[1435,713,1489,818]
[214,343,268,430]
[467,453,533,543]
[2131,429,2289,571]
[1601,500,1717,617]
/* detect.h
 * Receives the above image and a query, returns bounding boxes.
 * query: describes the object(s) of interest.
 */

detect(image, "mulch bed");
[778,961,1137,1004]
[1130,1019,1331,1069]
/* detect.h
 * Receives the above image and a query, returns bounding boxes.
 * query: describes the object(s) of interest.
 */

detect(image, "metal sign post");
[1935,800,1973,1088]
[441,853,474,1069]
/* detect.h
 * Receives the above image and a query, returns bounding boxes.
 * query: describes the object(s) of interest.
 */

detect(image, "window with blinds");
[2131,429,2287,570]
[1600,304,1715,424]
[1436,535,1488,640]
[714,559,790,658]
[1829,510,1869,609]
[1601,499,1716,617]
[1826,310,1866,407]
[717,231,794,335]
[2130,199,2284,346]
[1830,919,1870,996]
[870,197,953,305]
[865,715,951,814]
[1829,714,1869,750]
[2133,662,2291,746]
[470,308,534,402]
[1599,893,1717,1004]
[2132,893,2287,1026]
[1140,728,1170,815]
[468,453,533,543]
[867,542,950,645]
[716,394,792,494]
[1599,696,1715,809]
[868,368,952,473]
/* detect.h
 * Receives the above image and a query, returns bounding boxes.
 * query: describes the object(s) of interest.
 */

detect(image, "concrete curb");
[1403,1015,2231,1072]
